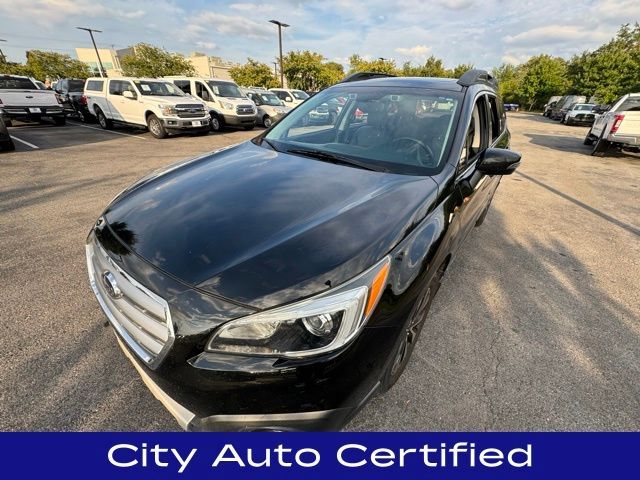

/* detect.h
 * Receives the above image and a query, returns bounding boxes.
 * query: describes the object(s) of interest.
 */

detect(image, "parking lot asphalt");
[1,113,638,431]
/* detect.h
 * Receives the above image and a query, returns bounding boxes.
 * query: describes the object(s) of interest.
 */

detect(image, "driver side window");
[459,97,487,171]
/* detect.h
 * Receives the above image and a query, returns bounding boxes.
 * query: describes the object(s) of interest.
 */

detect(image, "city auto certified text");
[108,442,532,474]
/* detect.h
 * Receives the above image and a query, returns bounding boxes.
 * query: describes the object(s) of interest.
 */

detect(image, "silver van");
[242,88,291,128]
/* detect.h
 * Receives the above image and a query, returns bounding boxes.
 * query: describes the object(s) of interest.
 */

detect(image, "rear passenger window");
[487,95,501,142]
[85,80,104,92]
[174,80,191,95]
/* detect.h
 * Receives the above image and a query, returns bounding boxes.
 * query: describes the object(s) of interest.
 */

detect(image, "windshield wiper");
[286,148,388,172]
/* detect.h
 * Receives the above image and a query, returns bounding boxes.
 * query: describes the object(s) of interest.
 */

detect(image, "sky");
[0,0,638,70]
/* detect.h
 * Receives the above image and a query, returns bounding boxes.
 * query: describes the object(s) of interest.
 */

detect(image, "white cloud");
[186,12,275,41]
[196,41,217,50]
[229,3,275,13]
[395,44,432,59]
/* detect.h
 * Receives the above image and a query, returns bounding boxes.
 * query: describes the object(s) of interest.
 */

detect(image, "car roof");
[334,76,465,92]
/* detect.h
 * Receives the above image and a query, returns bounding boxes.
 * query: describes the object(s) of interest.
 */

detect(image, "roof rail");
[338,72,396,84]
[457,69,497,88]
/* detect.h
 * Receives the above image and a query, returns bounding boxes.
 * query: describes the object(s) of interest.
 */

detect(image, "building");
[187,52,238,80]
[75,47,132,76]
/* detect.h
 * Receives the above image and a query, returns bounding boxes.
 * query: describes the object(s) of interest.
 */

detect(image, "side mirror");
[477,148,521,175]
[123,90,136,100]
[285,96,293,102]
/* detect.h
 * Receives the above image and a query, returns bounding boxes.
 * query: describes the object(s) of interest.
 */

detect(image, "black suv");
[86,70,520,431]
[55,78,92,122]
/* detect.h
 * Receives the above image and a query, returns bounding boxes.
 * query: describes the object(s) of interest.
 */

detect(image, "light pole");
[269,20,289,88]
[0,39,6,63]
[76,27,106,77]
[272,61,278,78]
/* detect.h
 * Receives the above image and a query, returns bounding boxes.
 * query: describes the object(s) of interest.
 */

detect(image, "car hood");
[150,96,203,105]
[104,141,438,309]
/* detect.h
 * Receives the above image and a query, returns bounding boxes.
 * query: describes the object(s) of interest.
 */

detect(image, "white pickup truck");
[0,74,66,125]
[584,93,640,156]
[84,77,210,139]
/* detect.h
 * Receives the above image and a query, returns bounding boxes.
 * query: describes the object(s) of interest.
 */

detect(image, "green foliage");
[0,51,90,80]
[450,63,475,78]
[568,23,640,103]
[516,55,569,110]
[282,51,344,90]
[348,54,397,75]
[491,63,521,102]
[121,43,195,78]
[230,58,279,88]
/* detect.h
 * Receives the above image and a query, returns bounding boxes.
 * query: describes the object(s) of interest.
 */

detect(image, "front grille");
[576,114,594,121]
[175,104,205,119]
[236,104,255,115]
[86,235,174,368]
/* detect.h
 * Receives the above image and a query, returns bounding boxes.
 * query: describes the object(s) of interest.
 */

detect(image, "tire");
[591,130,610,157]
[76,108,86,123]
[96,108,113,130]
[1,139,15,152]
[561,115,566,124]
[210,114,223,132]
[147,114,167,139]
[381,264,445,391]
[53,116,66,126]
[583,130,595,145]
[263,115,272,128]
[565,117,573,126]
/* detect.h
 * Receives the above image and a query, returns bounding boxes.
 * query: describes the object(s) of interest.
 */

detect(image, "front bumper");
[1,106,64,118]
[222,114,256,127]
[162,117,210,130]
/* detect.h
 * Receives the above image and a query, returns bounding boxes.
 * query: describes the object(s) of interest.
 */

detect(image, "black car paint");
[90,78,516,430]
[56,78,93,121]
[0,115,15,151]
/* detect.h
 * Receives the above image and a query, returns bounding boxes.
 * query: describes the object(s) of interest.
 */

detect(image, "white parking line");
[10,135,39,149]
[68,121,148,140]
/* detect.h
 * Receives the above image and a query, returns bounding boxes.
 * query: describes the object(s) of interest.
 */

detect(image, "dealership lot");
[0,113,638,431]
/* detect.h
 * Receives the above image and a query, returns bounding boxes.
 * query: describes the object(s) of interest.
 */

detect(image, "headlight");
[206,256,390,358]
[220,101,234,110]
[159,105,177,116]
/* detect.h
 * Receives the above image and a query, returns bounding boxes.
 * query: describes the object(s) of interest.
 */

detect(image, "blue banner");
[0,432,637,478]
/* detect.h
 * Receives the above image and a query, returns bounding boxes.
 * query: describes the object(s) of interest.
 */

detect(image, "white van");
[84,77,210,139]
[166,77,257,132]
[269,88,310,108]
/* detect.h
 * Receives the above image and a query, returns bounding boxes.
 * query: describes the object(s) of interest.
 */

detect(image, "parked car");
[0,114,15,151]
[242,88,290,128]
[269,88,310,107]
[542,96,562,117]
[84,77,210,139]
[503,103,519,111]
[550,95,587,120]
[0,74,66,125]
[85,69,520,431]
[55,78,93,122]
[166,77,256,132]
[584,93,640,156]
[561,103,597,126]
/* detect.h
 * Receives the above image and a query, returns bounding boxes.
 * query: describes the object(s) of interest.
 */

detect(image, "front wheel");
[381,265,444,391]
[210,114,223,132]
[147,114,167,139]
[583,130,595,145]
[565,117,573,126]
[263,115,273,128]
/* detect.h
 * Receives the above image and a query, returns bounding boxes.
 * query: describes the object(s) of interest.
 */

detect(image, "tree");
[492,63,522,102]
[5,51,91,80]
[419,55,448,77]
[229,58,278,88]
[449,63,475,78]
[516,55,569,110]
[121,43,195,77]
[282,51,344,90]
[568,23,640,103]
[348,54,397,75]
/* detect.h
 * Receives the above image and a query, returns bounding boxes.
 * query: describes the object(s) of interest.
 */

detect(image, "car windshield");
[263,86,461,175]
[574,104,595,111]
[208,81,244,98]
[292,90,309,100]
[259,93,283,106]
[133,80,185,96]
[68,80,85,92]
[0,77,37,89]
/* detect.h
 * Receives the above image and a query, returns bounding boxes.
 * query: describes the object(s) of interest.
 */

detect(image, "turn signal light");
[364,261,390,317]
[610,114,625,134]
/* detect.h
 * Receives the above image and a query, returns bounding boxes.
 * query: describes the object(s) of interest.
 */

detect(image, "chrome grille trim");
[86,235,174,368]
[236,104,255,115]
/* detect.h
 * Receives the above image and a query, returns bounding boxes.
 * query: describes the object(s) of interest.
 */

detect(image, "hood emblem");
[102,271,123,299]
